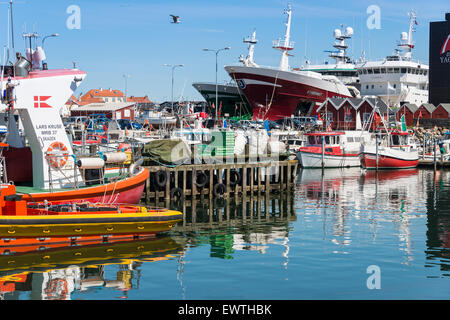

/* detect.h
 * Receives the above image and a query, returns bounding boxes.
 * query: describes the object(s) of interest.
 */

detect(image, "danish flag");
[34,96,52,108]
[440,35,450,55]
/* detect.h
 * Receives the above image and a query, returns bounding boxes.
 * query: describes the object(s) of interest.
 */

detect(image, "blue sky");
[1,0,449,102]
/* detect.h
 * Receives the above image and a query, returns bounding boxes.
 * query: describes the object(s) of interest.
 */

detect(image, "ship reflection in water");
[296,168,426,261]
[3,168,450,299]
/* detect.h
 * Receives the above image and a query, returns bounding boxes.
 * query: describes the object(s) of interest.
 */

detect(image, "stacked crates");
[198,131,235,157]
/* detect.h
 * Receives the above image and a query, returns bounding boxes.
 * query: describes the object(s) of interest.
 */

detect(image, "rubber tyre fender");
[195,171,208,188]
[212,183,226,198]
[155,170,167,188]
[170,187,184,201]
[229,170,241,187]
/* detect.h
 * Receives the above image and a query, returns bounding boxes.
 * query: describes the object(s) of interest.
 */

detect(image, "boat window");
[373,68,380,74]
[347,137,354,142]
[423,70,428,76]
[354,137,361,142]
[387,68,394,73]
[380,68,386,73]
[325,136,330,144]
[325,148,333,152]
[392,135,400,145]
[394,68,400,73]
[368,69,373,74]
[336,136,340,144]
[308,136,316,145]
[366,85,369,90]
[363,69,367,74]
[401,68,407,73]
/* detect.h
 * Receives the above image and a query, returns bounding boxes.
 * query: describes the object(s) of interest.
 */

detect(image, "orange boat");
[0,184,182,241]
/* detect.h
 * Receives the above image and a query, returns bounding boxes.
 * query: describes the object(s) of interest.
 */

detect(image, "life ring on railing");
[46,141,69,169]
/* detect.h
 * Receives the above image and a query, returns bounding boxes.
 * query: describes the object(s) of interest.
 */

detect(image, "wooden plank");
[225,167,230,198]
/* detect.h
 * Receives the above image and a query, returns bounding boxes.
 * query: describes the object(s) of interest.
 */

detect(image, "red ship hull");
[225,66,351,120]
[360,153,419,169]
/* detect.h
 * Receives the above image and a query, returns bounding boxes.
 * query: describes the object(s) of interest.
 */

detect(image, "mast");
[397,11,417,61]
[240,29,258,67]
[273,5,294,71]
[327,25,353,65]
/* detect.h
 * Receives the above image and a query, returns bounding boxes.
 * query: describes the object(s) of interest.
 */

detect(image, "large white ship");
[224,5,352,121]
[357,11,429,107]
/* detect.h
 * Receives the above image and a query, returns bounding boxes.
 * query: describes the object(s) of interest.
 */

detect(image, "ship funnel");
[14,53,31,77]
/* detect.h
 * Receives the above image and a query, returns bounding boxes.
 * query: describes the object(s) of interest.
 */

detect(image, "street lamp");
[41,33,59,49]
[203,46,231,120]
[163,64,184,115]
[123,74,131,99]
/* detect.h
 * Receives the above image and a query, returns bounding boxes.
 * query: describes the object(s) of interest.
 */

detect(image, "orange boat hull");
[20,168,149,204]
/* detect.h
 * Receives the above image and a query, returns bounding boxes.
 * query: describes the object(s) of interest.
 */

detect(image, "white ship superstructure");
[357,11,429,107]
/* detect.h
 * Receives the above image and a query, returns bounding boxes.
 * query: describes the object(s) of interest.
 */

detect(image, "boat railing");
[45,153,83,191]
[0,156,7,184]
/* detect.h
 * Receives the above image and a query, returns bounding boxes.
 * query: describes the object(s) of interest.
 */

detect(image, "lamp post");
[41,33,59,49]
[203,46,231,120]
[123,74,131,100]
[163,64,184,115]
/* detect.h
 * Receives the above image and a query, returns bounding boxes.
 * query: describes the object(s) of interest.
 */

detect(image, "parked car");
[117,119,143,130]
[294,116,323,129]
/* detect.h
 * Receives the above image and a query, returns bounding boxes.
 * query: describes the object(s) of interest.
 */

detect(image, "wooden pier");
[142,159,299,204]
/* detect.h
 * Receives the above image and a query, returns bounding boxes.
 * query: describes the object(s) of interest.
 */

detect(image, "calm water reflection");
[2,168,450,299]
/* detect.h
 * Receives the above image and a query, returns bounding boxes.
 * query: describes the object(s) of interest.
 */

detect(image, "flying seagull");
[170,15,181,24]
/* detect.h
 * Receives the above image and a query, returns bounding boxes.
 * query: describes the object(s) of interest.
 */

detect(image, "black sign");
[429,15,450,105]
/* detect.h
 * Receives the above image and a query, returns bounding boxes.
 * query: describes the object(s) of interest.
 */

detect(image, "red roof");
[65,94,81,106]
[127,95,152,103]
[83,88,125,98]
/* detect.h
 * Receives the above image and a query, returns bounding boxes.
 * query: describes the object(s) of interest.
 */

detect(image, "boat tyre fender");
[229,170,241,187]
[155,170,167,188]
[170,187,184,201]
[213,183,226,198]
[195,171,208,188]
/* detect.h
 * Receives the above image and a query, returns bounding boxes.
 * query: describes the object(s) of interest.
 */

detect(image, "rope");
[264,71,280,119]
[231,74,252,116]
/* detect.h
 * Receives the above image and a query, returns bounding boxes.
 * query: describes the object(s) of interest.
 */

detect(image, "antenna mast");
[273,4,294,71]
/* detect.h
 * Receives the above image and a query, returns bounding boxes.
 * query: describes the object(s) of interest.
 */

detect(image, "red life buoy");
[47,141,69,169]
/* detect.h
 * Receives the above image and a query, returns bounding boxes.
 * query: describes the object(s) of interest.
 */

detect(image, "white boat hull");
[297,151,361,168]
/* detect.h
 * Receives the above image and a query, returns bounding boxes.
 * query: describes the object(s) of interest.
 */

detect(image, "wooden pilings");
[142,160,299,203]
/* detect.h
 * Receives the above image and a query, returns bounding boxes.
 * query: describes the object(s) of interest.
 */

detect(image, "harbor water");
[1,168,450,300]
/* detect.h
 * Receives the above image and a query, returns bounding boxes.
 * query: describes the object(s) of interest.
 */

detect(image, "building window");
[345,113,352,122]
[363,113,371,123]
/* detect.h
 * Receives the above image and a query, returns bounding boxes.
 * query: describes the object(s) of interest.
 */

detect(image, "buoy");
[76,157,105,169]
[103,152,128,164]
